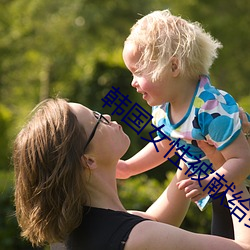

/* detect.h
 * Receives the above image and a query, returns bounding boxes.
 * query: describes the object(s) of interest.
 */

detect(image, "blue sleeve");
[197,90,241,151]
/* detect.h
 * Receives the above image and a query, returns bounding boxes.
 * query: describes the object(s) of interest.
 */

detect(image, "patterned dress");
[152,75,248,209]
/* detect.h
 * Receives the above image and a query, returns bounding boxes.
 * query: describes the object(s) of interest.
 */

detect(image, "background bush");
[1,0,248,248]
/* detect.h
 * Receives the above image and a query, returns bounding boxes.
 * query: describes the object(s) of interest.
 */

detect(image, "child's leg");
[211,195,234,239]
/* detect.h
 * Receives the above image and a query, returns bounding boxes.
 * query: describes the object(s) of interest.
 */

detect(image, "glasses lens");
[93,111,101,120]
[101,116,110,125]
[93,111,109,125]
[84,112,110,152]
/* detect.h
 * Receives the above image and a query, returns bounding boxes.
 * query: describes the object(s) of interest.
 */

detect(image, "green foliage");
[0,1,249,248]
[1,0,249,162]
[185,0,250,100]
[0,104,13,170]
[119,174,163,210]
[0,171,43,249]
[239,95,250,113]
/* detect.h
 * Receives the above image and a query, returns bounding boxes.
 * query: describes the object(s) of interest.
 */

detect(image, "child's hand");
[177,178,209,202]
[116,160,131,179]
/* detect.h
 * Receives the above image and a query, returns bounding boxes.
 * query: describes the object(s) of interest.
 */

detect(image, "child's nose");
[131,77,138,88]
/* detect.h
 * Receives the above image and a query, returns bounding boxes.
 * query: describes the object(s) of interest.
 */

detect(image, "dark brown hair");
[13,98,88,246]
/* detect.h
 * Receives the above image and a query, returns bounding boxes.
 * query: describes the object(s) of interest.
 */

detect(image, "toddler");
[118,9,250,238]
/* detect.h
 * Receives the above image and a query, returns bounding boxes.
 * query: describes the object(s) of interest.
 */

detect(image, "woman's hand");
[239,107,250,141]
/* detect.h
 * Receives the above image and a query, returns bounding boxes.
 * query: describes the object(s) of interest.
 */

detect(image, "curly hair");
[125,9,222,81]
[13,98,88,246]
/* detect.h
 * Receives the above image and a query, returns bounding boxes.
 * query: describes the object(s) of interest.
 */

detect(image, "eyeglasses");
[84,111,110,151]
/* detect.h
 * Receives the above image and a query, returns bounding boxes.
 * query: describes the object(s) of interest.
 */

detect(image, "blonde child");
[118,9,250,238]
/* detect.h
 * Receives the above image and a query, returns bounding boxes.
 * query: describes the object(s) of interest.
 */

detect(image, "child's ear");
[171,63,177,72]
[171,57,180,77]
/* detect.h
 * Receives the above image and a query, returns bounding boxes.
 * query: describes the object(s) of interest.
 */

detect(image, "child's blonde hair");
[125,9,222,81]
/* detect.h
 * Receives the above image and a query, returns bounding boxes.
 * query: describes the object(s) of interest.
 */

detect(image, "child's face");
[123,43,172,106]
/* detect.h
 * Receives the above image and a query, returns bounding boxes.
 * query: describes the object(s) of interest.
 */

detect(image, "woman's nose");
[103,114,112,122]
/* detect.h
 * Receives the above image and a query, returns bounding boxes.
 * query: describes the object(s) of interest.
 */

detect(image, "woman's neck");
[84,165,126,212]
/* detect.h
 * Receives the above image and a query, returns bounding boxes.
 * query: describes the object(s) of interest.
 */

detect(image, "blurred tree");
[0,0,249,248]
[1,0,248,141]
[184,0,250,100]
[0,104,12,169]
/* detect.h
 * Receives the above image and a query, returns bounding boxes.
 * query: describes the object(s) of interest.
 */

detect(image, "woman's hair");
[13,98,88,246]
[125,9,222,81]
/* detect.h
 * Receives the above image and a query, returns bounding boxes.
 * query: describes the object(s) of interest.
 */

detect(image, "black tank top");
[66,206,148,250]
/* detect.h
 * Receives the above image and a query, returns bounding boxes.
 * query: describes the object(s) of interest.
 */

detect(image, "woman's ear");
[82,155,97,169]
[170,57,180,77]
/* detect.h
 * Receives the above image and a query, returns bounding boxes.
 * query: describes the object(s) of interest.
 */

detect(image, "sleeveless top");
[65,206,148,250]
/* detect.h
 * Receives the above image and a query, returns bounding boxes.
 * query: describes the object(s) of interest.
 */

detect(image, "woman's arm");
[240,108,250,143]
[125,185,250,250]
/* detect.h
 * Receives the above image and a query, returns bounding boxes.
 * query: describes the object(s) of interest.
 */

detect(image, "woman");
[13,98,250,249]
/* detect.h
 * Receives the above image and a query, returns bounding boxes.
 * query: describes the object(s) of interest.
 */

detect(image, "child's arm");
[206,109,250,191]
[116,137,176,179]
[145,161,190,226]
[129,160,190,226]
[214,131,250,184]
[196,140,225,170]
[179,131,250,201]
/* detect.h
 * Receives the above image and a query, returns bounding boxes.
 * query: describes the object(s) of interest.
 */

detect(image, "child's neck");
[169,77,198,124]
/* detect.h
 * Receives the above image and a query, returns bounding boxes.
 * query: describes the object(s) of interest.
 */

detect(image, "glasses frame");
[83,111,110,151]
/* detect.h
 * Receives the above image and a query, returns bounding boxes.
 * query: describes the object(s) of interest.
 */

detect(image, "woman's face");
[68,103,130,161]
